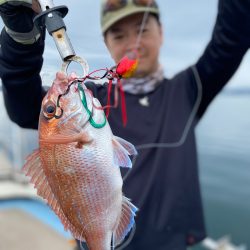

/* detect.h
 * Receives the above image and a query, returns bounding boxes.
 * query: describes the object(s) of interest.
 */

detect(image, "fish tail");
[113,196,138,247]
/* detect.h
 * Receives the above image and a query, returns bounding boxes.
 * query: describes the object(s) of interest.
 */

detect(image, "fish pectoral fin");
[112,136,137,168]
[40,131,93,145]
[112,137,134,168]
[113,136,137,156]
[113,196,138,247]
[22,150,84,241]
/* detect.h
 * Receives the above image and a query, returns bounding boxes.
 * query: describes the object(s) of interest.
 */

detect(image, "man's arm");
[0,1,45,129]
[195,0,250,118]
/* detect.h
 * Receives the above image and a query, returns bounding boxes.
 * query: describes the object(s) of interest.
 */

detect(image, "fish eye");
[43,101,57,119]
[46,105,55,114]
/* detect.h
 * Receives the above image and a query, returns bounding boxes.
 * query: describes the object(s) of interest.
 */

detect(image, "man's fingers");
[0,0,40,12]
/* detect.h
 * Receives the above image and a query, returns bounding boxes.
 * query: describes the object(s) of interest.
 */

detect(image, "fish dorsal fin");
[112,137,135,168]
[22,149,84,241]
[113,196,138,246]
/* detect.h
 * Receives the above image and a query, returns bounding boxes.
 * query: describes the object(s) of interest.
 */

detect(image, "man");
[0,0,249,249]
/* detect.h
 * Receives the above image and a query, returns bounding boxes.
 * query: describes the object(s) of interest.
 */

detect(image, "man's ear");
[103,35,109,49]
[103,34,111,52]
[159,24,164,46]
[103,34,115,59]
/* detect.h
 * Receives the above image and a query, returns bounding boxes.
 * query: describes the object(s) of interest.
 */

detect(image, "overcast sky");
[0,0,249,89]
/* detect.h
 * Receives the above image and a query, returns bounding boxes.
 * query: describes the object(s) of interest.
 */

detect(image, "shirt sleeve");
[0,28,46,129]
[195,0,250,118]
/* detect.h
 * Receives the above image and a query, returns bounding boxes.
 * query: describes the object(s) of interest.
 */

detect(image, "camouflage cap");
[100,0,160,34]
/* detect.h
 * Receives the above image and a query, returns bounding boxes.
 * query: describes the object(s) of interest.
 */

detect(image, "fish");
[22,72,138,250]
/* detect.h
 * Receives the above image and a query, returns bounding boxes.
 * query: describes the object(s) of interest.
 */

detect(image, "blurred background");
[0,0,249,249]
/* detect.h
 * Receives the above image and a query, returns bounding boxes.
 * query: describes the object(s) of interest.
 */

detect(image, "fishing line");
[54,68,120,125]
[135,1,152,50]
[116,3,203,181]
[123,66,203,182]
[78,8,203,249]
[78,83,107,128]
[115,224,136,250]
[55,4,202,249]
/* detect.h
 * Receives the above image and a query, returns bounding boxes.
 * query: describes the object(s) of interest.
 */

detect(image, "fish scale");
[23,72,138,250]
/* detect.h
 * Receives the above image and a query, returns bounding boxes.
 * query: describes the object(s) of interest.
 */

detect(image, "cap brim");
[102,6,159,34]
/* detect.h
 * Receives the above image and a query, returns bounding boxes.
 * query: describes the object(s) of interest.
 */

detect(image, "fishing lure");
[60,52,139,126]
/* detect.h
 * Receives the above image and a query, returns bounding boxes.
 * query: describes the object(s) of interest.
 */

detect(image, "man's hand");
[0,0,42,44]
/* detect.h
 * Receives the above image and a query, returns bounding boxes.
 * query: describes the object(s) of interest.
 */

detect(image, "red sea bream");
[23,72,138,250]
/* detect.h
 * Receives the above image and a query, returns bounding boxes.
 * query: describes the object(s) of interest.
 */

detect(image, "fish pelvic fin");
[113,196,138,247]
[22,149,84,241]
[112,136,137,168]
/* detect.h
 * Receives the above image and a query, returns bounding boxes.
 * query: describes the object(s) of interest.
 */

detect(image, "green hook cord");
[78,83,106,129]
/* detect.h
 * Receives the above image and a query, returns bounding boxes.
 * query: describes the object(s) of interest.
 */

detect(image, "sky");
[0,0,249,89]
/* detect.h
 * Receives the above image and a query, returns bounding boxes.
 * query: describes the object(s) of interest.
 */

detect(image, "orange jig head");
[116,51,139,78]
